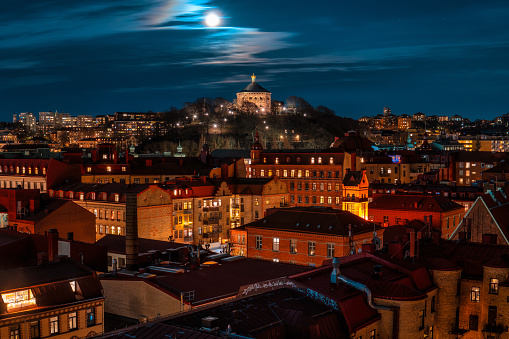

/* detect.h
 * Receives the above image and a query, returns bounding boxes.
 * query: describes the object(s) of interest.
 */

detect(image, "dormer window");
[1,289,36,311]
[318,157,322,164]
[286,157,291,163]
[311,157,315,164]
[263,158,267,163]
[69,192,74,199]
[115,194,119,202]
[275,157,279,164]
[107,166,112,172]
[70,281,76,292]
[121,166,126,172]
[80,193,84,201]
[297,157,301,164]
[59,191,64,198]
[103,154,108,160]
[87,167,92,173]
[91,193,96,200]
[330,157,334,164]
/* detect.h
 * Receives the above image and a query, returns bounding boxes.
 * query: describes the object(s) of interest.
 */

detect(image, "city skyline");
[1,0,509,121]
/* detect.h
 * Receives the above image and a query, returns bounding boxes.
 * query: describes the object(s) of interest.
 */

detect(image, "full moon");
[205,13,220,27]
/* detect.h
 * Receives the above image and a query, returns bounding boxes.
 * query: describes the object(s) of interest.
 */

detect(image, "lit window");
[298,170,302,178]
[305,170,310,177]
[268,170,272,177]
[87,167,92,173]
[471,286,480,302]
[311,157,315,164]
[122,166,126,171]
[107,166,112,172]
[266,198,270,204]
[490,278,499,294]
[261,170,265,177]
[50,316,59,334]
[273,238,280,251]
[308,241,316,256]
[275,157,279,164]
[283,170,288,177]
[318,157,322,164]
[69,312,77,330]
[69,281,76,292]
[255,198,259,206]
[290,239,297,254]
[1,290,37,311]
[291,170,295,177]
[330,157,334,164]
[115,194,119,202]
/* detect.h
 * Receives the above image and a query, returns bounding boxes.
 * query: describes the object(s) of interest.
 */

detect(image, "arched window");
[311,157,315,164]
[330,157,334,164]
[286,157,291,163]
[297,157,301,164]
[275,157,279,164]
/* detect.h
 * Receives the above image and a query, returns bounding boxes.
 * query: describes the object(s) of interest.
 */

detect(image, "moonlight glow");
[205,13,220,27]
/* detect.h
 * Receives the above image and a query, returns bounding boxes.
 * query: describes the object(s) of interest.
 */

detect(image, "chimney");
[362,243,376,254]
[29,199,39,214]
[409,231,416,258]
[67,232,74,241]
[330,257,341,284]
[125,192,139,271]
[47,228,59,261]
[37,252,49,265]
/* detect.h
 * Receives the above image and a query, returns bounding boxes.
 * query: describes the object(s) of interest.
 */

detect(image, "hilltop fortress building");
[236,74,271,114]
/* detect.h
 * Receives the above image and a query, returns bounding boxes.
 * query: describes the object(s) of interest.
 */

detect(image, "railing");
[203,206,219,212]
[183,236,193,242]
[183,209,192,214]
[203,218,219,225]
[231,203,240,209]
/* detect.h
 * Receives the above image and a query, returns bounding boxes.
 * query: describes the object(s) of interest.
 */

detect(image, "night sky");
[1,0,508,121]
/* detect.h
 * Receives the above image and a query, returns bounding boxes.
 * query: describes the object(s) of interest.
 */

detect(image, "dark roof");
[0,258,99,292]
[245,207,381,236]
[96,234,187,254]
[147,259,310,305]
[329,132,373,153]
[342,170,365,186]
[289,253,433,332]
[211,149,250,158]
[94,322,220,339]
[51,182,150,194]
[369,194,463,213]
[167,288,347,339]
[238,81,270,93]
[454,151,500,163]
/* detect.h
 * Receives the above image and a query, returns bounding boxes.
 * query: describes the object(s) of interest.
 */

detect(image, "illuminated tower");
[342,169,369,219]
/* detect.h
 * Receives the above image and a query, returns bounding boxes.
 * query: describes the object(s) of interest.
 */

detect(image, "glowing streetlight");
[213,124,217,128]
[265,126,269,130]
[205,12,220,27]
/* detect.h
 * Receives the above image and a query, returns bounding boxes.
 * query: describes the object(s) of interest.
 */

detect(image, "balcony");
[203,206,219,212]
[203,218,219,225]
[183,209,192,214]
[183,236,193,243]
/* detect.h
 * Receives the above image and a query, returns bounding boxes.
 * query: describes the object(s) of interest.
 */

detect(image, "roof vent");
[317,225,321,228]
[329,225,333,230]
[201,316,219,332]
[296,223,300,226]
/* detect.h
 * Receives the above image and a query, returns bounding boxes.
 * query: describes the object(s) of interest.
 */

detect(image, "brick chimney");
[125,192,139,271]
[47,228,59,261]
[29,199,39,214]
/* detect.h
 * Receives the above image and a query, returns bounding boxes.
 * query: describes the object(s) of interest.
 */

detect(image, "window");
[50,316,59,334]
[290,239,297,254]
[273,238,280,251]
[471,286,480,302]
[9,326,20,339]
[469,315,478,330]
[327,243,334,258]
[490,278,499,294]
[69,312,77,330]
[29,321,40,339]
[86,308,95,327]
[1,289,36,311]
[418,309,424,330]
[431,295,435,313]
[311,157,315,164]
[308,241,316,256]
[369,330,376,339]
[256,236,262,249]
